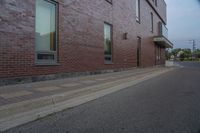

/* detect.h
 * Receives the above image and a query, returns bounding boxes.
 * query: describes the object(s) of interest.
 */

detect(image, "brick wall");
[0,0,167,79]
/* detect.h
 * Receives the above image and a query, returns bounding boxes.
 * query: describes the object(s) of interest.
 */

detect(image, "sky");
[165,0,200,49]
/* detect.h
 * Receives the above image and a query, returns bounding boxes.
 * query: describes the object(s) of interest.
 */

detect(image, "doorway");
[137,37,141,67]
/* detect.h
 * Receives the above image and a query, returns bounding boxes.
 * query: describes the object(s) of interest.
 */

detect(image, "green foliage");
[167,48,200,61]
[194,49,200,58]
[179,51,185,61]
[182,48,192,59]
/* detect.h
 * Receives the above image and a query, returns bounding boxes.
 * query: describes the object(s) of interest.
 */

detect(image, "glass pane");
[136,0,139,20]
[161,23,168,38]
[35,0,56,52]
[104,24,112,56]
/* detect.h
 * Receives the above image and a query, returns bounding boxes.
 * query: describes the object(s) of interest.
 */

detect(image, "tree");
[182,49,192,59]
[194,49,200,58]
[179,51,185,61]
[165,48,199,61]
[170,48,181,60]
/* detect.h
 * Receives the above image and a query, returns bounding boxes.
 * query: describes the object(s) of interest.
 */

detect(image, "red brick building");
[0,0,173,85]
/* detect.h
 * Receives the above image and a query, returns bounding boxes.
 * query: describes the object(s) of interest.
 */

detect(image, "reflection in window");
[136,0,140,22]
[104,23,112,63]
[35,0,57,63]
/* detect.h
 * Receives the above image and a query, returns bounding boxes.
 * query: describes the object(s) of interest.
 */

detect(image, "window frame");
[35,0,59,65]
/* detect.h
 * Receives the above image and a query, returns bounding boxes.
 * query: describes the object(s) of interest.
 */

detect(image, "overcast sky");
[165,0,200,49]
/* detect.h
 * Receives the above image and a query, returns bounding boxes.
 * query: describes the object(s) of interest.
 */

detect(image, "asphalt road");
[4,62,200,133]
[176,61,200,68]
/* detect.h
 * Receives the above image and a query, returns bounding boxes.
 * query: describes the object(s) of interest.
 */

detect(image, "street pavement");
[176,61,200,68]
[4,62,200,133]
[0,67,171,131]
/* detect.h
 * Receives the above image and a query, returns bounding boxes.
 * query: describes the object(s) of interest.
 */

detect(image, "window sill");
[34,62,60,66]
[136,20,141,24]
[104,61,113,65]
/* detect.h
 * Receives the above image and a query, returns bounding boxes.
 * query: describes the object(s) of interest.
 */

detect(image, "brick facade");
[0,0,170,81]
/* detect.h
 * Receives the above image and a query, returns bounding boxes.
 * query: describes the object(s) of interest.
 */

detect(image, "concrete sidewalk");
[0,67,174,132]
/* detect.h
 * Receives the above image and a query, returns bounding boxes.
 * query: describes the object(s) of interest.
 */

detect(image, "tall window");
[155,0,157,6]
[104,23,112,63]
[151,12,154,32]
[35,0,57,64]
[136,0,140,22]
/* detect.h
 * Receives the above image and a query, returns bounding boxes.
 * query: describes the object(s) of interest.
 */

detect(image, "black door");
[137,37,141,67]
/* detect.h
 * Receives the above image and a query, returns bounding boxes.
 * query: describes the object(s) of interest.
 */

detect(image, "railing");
[159,22,168,39]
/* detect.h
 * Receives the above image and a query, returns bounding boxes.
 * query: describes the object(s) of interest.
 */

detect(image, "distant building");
[0,0,173,83]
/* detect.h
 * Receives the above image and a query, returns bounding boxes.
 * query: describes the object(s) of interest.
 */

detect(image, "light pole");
[189,40,196,61]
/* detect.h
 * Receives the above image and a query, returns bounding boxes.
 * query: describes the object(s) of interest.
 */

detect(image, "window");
[136,0,140,22]
[152,0,157,6]
[104,23,113,63]
[155,0,157,6]
[151,12,154,32]
[35,0,57,64]
[106,0,112,4]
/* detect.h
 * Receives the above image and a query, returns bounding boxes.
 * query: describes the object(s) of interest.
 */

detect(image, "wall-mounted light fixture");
[123,32,128,40]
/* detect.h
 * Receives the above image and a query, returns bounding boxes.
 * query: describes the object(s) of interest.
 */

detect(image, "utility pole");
[189,40,196,60]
